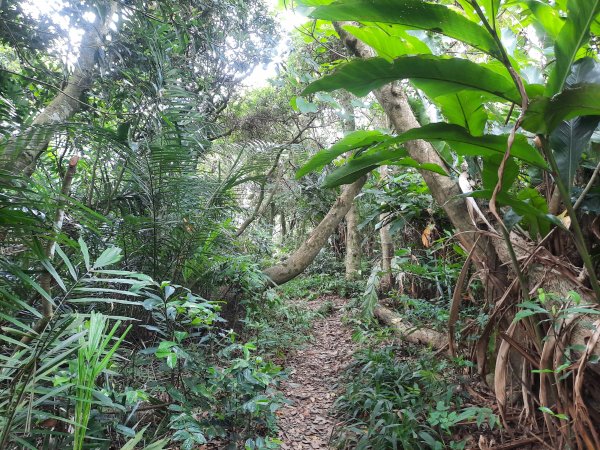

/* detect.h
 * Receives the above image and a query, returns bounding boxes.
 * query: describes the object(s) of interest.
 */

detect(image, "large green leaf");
[548,58,600,192]
[522,84,600,133]
[416,87,489,136]
[302,56,522,103]
[389,123,546,167]
[550,116,599,192]
[481,0,502,23]
[300,123,545,181]
[322,148,401,187]
[342,24,431,61]
[523,0,564,39]
[482,154,519,194]
[310,0,502,58]
[296,130,393,178]
[323,149,446,187]
[546,0,600,95]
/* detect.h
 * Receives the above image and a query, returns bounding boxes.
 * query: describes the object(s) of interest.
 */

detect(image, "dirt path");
[277,296,357,449]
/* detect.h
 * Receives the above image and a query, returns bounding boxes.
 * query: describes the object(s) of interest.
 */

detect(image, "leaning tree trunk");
[1,1,116,178]
[264,176,367,285]
[220,175,367,328]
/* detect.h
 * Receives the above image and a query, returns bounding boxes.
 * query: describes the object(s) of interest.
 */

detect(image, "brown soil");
[277,296,357,449]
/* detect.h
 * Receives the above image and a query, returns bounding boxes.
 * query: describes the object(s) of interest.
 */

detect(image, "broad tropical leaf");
[548,58,600,192]
[417,89,489,136]
[322,148,446,187]
[342,24,431,61]
[546,0,600,95]
[389,123,546,167]
[302,56,523,103]
[524,0,564,39]
[296,130,393,178]
[550,117,600,192]
[310,0,503,58]
[480,0,502,25]
[482,154,519,194]
[324,148,407,187]
[522,84,600,133]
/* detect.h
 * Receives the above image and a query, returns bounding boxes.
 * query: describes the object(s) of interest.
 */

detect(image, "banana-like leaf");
[300,123,545,182]
[480,0,502,24]
[296,130,393,178]
[323,148,446,187]
[482,154,519,194]
[323,148,402,187]
[522,84,600,133]
[302,56,522,103]
[546,0,600,95]
[550,116,599,193]
[310,0,502,58]
[523,0,564,39]
[549,58,600,192]
[415,87,489,136]
[342,24,431,61]
[390,123,546,167]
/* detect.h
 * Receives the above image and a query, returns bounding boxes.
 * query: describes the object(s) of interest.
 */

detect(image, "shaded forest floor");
[276,296,356,449]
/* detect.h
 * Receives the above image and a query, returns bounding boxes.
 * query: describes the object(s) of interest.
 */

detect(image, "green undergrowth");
[279,273,365,301]
[0,245,311,450]
[332,345,499,450]
[334,274,499,450]
[385,294,486,333]
[244,273,357,359]
[244,288,320,359]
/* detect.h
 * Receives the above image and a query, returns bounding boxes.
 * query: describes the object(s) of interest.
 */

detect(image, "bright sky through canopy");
[23,0,307,87]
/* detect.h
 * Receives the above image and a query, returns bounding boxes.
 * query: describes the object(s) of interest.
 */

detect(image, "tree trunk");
[374,305,446,349]
[280,210,287,238]
[340,93,362,281]
[264,176,367,285]
[345,202,361,280]
[1,1,116,177]
[379,165,395,290]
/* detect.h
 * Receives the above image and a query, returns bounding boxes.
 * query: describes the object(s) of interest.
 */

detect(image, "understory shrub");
[332,346,499,450]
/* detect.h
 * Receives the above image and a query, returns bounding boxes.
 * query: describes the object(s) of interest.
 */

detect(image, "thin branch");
[574,160,600,211]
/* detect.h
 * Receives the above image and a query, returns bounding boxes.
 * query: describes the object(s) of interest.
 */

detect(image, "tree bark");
[374,305,446,349]
[340,93,362,280]
[345,202,361,280]
[379,165,395,290]
[1,2,116,177]
[264,176,367,285]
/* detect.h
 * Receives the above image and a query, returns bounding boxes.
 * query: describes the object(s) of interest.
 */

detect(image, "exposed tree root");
[373,304,447,350]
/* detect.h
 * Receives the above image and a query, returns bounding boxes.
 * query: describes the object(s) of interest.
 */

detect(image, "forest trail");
[277,296,357,449]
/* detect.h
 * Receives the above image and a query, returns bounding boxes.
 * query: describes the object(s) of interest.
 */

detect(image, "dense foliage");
[1,0,600,448]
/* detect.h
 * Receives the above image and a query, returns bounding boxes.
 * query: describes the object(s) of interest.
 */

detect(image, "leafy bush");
[0,240,285,449]
[244,288,317,358]
[279,274,365,301]
[332,347,498,449]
